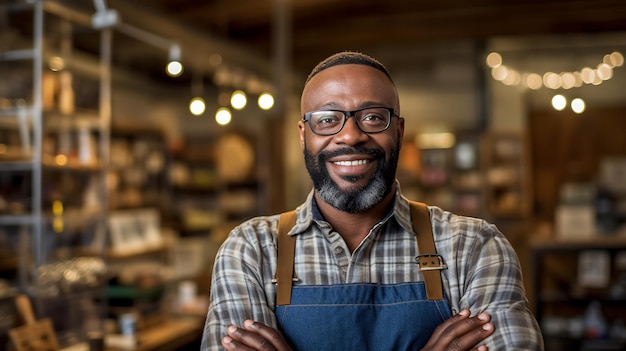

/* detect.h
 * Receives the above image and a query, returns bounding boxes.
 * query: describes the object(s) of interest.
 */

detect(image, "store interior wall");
[104,31,626,212]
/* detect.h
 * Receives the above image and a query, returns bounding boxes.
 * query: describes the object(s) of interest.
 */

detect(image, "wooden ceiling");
[22,0,626,85]
[120,0,626,74]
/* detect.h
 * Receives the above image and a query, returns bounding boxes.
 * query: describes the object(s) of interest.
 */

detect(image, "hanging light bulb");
[551,94,567,111]
[258,92,274,110]
[189,97,206,116]
[215,107,232,125]
[166,44,183,77]
[166,61,183,77]
[571,98,586,114]
[230,90,247,110]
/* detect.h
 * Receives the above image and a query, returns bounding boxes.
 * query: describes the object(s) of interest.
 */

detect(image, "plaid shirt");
[202,185,543,350]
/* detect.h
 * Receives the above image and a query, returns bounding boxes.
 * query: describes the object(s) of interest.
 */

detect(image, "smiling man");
[201,52,544,351]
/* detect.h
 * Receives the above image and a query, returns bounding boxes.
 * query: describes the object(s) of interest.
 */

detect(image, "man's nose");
[334,115,368,144]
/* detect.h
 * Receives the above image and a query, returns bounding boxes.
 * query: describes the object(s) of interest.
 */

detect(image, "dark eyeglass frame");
[302,106,400,136]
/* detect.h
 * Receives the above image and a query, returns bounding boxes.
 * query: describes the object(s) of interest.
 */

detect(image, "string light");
[486,51,623,90]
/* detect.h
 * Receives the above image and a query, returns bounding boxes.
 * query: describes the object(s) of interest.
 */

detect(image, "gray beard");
[303,143,399,213]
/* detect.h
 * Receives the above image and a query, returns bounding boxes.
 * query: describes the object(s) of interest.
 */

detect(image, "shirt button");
[334,246,344,254]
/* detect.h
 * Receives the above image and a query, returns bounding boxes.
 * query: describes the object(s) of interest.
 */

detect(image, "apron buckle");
[271,277,300,285]
[415,254,448,271]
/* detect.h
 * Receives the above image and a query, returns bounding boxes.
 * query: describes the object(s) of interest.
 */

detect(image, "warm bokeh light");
[560,72,576,89]
[491,65,508,81]
[487,51,622,92]
[258,93,274,110]
[571,98,586,114]
[543,72,561,89]
[486,52,502,68]
[48,56,65,71]
[551,94,567,111]
[416,132,456,149]
[596,63,613,80]
[189,97,206,116]
[605,51,624,67]
[55,154,68,165]
[215,107,232,125]
[502,70,521,86]
[166,60,183,77]
[525,73,543,90]
[52,200,64,215]
[230,90,247,110]
[581,67,595,84]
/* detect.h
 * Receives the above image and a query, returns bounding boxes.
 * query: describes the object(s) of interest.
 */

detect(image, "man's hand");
[421,309,495,351]
[222,320,293,351]
[222,309,493,351]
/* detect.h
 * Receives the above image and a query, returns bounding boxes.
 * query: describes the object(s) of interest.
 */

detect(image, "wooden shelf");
[530,234,626,250]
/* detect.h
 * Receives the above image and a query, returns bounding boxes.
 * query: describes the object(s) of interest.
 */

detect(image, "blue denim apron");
[274,201,451,351]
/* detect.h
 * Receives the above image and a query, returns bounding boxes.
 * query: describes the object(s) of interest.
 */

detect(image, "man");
[201,51,543,351]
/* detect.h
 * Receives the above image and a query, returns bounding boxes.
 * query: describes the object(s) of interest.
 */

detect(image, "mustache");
[318,146,385,161]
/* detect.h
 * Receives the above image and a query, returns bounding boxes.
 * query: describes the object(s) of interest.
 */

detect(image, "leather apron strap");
[274,201,445,305]
[275,210,297,305]
[409,201,444,301]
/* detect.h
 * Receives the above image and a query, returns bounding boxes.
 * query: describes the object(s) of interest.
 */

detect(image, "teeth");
[333,160,369,166]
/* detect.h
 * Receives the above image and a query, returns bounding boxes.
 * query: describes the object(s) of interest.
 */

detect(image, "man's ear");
[298,120,306,150]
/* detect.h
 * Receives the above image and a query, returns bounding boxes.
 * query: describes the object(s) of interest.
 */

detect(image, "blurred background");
[1,1,626,350]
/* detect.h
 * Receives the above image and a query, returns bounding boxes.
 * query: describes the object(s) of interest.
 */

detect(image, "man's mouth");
[332,159,371,166]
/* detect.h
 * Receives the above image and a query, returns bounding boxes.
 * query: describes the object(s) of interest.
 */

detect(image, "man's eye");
[362,113,384,122]
[314,113,341,125]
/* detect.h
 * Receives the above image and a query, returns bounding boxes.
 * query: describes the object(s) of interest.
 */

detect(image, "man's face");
[298,64,404,213]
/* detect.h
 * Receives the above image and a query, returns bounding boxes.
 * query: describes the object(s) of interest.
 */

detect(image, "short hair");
[304,51,393,86]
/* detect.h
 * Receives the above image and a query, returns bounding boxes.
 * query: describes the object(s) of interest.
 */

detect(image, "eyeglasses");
[302,106,399,136]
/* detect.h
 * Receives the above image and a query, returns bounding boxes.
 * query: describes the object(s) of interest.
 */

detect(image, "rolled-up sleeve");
[201,219,278,351]
[444,219,544,350]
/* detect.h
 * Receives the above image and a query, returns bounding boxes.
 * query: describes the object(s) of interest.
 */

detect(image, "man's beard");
[303,142,400,213]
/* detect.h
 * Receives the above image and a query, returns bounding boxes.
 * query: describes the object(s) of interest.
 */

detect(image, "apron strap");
[409,201,445,301]
[275,210,297,305]
[274,201,445,305]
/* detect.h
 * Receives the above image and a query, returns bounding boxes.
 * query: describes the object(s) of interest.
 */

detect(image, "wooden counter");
[106,317,204,351]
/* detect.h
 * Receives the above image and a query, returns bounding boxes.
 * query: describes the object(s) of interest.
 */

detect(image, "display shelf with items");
[215,131,263,224]
[168,131,265,237]
[167,137,221,235]
[449,133,484,217]
[108,127,168,211]
[397,132,484,218]
[530,236,626,351]
[0,2,111,349]
[481,131,532,219]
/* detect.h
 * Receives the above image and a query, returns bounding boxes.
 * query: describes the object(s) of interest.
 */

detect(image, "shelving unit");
[397,132,484,218]
[167,131,265,237]
[481,131,532,219]
[109,127,168,211]
[531,236,626,351]
[0,2,112,348]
